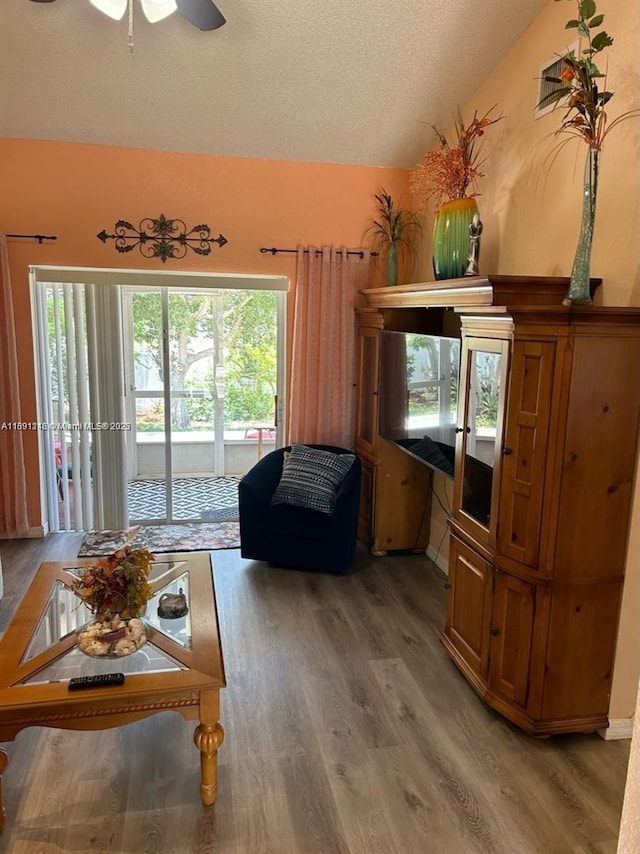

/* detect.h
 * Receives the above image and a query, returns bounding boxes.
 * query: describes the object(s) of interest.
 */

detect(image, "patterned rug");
[77,522,241,557]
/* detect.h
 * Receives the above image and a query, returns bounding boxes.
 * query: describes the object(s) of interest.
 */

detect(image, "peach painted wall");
[0,137,410,529]
[413,0,640,306]
[416,0,639,723]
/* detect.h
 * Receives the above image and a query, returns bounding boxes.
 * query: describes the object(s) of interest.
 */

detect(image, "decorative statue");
[464,213,483,277]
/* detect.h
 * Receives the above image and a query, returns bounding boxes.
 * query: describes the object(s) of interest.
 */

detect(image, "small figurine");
[464,213,483,277]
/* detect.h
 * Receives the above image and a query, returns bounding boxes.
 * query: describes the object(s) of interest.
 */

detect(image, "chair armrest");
[329,456,361,521]
[239,447,288,507]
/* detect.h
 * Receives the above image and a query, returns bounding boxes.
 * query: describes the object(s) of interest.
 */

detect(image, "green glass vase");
[564,146,599,305]
[432,198,479,280]
[386,243,398,286]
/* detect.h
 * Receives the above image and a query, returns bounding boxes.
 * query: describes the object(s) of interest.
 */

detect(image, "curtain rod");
[260,246,377,258]
[7,233,58,244]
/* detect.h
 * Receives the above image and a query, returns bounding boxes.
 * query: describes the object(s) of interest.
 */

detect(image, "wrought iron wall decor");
[97,215,227,263]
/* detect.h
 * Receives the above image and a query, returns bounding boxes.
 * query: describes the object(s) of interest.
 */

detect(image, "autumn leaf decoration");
[410,106,504,212]
[72,546,155,620]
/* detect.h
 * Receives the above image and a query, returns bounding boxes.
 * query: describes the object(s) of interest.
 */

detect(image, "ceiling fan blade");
[89,0,128,21]
[175,0,225,31]
[140,0,177,23]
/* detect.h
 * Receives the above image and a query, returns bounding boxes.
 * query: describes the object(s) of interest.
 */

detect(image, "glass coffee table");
[0,551,226,831]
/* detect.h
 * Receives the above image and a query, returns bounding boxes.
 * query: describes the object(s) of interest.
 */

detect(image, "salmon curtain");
[0,233,29,535]
[288,246,371,449]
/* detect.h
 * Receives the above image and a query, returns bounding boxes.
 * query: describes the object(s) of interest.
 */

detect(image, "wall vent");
[536,41,579,118]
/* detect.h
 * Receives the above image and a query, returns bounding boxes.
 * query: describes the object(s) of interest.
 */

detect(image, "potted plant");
[410,106,503,280]
[364,189,422,286]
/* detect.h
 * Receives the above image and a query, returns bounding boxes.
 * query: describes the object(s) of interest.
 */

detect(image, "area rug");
[77,522,241,556]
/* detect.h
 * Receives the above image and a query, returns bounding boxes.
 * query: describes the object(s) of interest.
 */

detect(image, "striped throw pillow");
[271,444,355,514]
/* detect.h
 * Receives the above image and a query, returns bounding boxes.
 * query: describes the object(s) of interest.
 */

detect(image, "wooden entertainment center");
[354,275,640,736]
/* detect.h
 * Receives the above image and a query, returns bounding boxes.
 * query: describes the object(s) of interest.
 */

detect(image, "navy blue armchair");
[238,444,361,574]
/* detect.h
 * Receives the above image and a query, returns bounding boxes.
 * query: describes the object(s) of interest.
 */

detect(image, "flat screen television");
[378,329,460,479]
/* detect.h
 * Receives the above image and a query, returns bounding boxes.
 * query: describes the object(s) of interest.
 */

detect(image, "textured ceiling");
[0,0,547,169]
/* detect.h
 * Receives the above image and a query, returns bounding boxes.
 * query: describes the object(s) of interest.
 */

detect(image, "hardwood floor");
[0,535,630,853]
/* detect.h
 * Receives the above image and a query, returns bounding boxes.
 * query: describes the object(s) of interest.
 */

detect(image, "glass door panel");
[218,288,279,465]
[455,335,509,544]
[132,395,168,521]
[125,289,168,523]
[124,285,280,524]
[461,349,502,526]
[167,290,217,520]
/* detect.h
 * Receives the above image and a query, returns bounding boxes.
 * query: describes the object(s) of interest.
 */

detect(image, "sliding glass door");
[123,285,282,524]
[31,267,287,533]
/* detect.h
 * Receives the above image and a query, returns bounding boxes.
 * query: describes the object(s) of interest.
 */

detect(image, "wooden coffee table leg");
[0,748,8,831]
[193,690,224,805]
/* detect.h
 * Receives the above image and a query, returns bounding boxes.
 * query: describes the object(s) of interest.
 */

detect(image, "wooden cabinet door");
[446,534,494,678]
[488,571,535,709]
[372,439,432,555]
[497,339,555,569]
[354,326,380,456]
[357,456,375,545]
[542,582,622,720]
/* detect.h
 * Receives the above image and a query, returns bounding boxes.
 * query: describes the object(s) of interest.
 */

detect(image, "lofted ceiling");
[0,0,548,169]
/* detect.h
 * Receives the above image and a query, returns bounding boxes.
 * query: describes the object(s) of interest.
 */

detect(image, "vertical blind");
[31,276,128,532]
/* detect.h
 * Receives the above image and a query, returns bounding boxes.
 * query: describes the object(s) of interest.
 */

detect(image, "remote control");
[68,673,125,690]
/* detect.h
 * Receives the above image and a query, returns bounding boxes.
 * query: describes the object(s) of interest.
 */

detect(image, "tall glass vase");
[565,146,599,305]
[432,198,479,280]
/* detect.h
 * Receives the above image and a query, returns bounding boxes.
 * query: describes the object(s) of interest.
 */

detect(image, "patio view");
[47,284,281,528]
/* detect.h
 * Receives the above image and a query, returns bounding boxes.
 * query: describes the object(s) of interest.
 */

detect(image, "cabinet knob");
[455,426,470,434]
[490,627,500,636]
[503,447,513,456]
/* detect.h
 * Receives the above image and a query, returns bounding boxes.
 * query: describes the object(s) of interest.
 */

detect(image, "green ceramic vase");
[432,197,479,280]
[386,243,398,286]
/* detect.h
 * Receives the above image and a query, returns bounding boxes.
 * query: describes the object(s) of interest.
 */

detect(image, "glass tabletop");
[17,560,193,685]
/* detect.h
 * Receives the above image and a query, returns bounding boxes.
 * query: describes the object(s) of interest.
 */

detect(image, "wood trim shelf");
[360,274,604,311]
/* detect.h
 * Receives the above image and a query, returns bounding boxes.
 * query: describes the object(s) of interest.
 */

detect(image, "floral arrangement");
[72,546,155,620]
[410,106,503,212]
[539,0,638,150]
